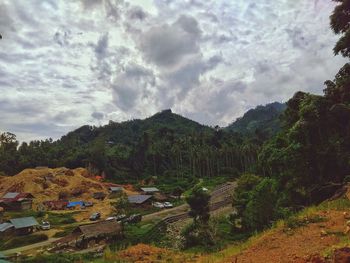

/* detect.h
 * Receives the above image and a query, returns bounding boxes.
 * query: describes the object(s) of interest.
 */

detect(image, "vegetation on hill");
[0,109,270,186]
[231,0,350,234]
[226,102,286,137]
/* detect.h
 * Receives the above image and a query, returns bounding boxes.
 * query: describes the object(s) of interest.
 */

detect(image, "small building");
[140,187,160,195]
[43,200,68,210]
[109,186,124,198]
[0,222,14,237]
[93,192,107,200]
[127,195,152,205]
[109,186,124,193]
[54,220,122,249]
[67,201,85,209]
[0,192,34,211]
[10,216,39,235]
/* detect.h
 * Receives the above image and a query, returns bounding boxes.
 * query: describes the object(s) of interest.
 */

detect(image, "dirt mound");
[0,167,107,202]
[0,167,115,220]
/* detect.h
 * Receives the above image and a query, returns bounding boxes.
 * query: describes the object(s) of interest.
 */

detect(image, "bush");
[182,222,216,249]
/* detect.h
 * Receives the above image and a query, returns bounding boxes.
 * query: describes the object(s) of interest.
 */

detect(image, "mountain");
[226,102,286,136]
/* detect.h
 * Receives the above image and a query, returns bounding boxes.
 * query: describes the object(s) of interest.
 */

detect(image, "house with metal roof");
[0,222,14,237]
[0,192,34,211]
[140,187,160,194]
[9,216,39,235]
[54,220,122,249]
[128,195,152,205]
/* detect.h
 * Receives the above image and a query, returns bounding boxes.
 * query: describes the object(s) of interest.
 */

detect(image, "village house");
[93,192,107,200]
[0,192,34,211]
[109,186,124,198]
[140,187,160,195]
[127,195,152,206]
[54,220,122,250]
[0,222,14,237]
[9,216,39,235]
[43,200,68,210]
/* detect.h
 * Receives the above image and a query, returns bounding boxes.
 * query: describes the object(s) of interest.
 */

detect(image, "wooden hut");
[0,192,34,211]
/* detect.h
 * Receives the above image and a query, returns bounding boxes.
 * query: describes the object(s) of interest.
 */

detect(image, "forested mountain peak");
[226,102,286,136]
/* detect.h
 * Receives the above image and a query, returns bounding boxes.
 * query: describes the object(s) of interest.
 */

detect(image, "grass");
[0,234,48,250]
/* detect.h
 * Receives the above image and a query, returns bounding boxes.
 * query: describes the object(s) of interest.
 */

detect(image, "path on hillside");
[142,182,236,223]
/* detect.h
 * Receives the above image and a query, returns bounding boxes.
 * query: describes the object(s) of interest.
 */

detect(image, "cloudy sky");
[0,0,347,142]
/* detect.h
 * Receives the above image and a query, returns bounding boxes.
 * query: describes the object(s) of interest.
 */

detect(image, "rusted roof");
[74,220,122,238]
[0,193,34,203]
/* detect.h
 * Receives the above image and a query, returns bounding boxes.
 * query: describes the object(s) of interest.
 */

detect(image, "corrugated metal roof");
[75,220,122,238]
[2,192,19,199]
[128,195,152,204]
[109,186,124,192]
[141,187,160,192]
[10,217,39,229]
[0,223,13,232]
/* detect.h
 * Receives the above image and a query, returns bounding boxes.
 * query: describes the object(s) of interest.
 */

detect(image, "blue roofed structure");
[67,201,85,208]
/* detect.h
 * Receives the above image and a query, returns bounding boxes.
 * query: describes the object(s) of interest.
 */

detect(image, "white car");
[41,221,50,230]
[153,202,165,208]
[105,216,117,221]
[163,202,173,208]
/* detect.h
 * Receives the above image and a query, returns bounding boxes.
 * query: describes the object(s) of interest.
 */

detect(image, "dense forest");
[232,0,350,232]
[0,103,285,184]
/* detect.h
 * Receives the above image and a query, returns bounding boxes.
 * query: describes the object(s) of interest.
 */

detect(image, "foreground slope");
[200,188,350,263]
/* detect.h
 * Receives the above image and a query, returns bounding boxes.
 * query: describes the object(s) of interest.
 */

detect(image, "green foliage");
[186,185,211,224]
[226,102,286,137]
[241,178,279,230]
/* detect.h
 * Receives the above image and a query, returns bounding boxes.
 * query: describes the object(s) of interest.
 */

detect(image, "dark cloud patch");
[95,33,109,60]
[138,15,202,67]
[111,63,156,111]
[91,111,104,120]
[127,6,148,20]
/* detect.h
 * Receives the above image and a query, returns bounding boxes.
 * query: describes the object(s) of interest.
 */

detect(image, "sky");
[0,0,347,142]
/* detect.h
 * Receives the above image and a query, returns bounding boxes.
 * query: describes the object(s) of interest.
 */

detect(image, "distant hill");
[226,102,286,136]
[60,109,212,147]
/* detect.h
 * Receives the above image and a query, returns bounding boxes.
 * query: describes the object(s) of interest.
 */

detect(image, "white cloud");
[0,0,346,141]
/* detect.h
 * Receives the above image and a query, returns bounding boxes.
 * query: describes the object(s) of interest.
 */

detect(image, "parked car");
[105,216,117,221]
[84,201,93,207]
[105,214,127,222]
[125,214,142,224]
[163,202,173,208]
[153,202,164,208]
[90,212,101,221]
[115,214,127,222]
[41,221,50,230]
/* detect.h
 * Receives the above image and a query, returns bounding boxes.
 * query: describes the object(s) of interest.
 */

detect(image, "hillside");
[226,102,286,136]
[200,190,350,263]
[1,108,264,183]
[0,167,137,220]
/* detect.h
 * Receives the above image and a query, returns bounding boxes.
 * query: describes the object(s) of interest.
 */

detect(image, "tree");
[331,0,350,58]
[113,192,129,214]
[186,185,210,224]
